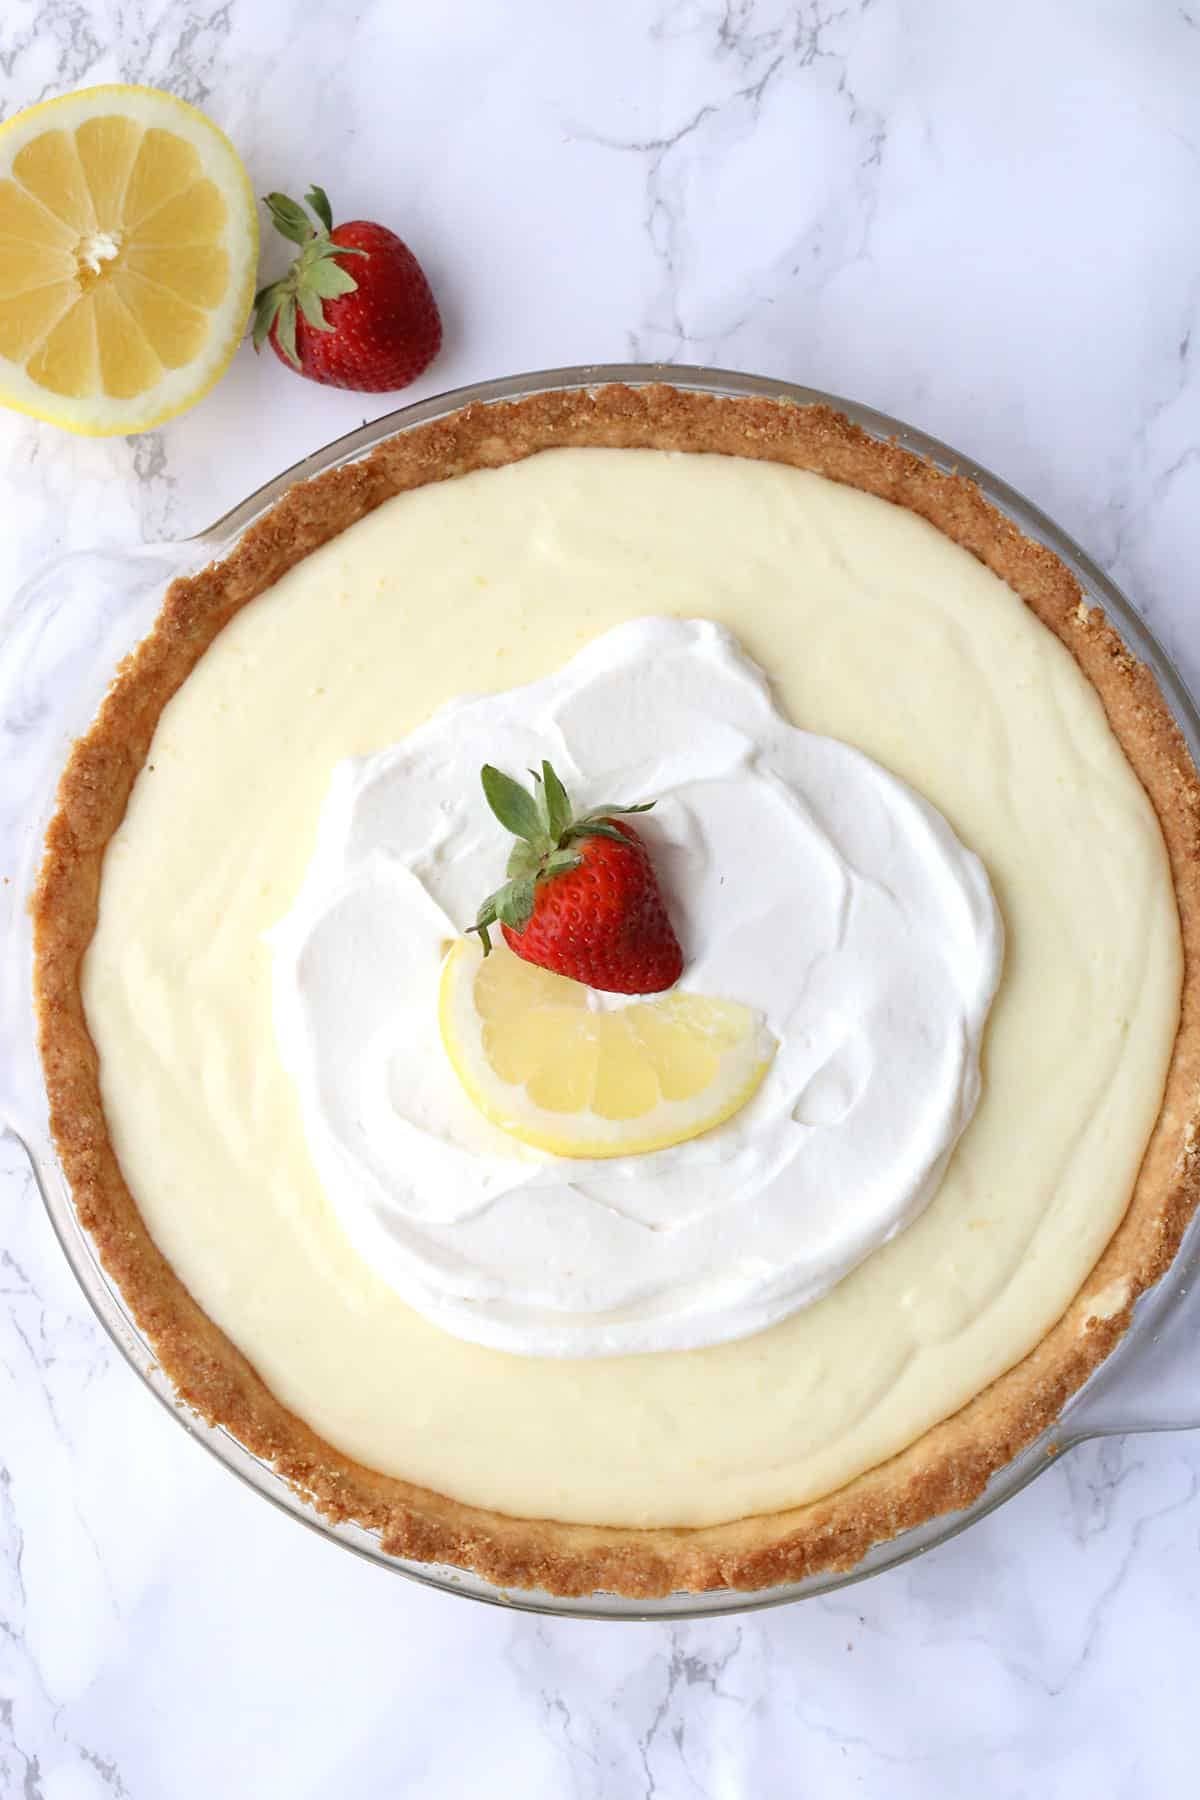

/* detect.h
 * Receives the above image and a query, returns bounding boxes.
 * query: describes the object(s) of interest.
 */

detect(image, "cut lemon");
[440,938,776,1158]
[0,84,258,435]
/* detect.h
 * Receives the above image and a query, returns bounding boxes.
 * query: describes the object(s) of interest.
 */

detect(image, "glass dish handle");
[1058,1211,1200,1441]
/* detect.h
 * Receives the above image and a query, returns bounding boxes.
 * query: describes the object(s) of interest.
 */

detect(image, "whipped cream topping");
[272,617,1002,1357]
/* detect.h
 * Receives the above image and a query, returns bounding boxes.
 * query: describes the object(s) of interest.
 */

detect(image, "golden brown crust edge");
[31,384,1200,1600]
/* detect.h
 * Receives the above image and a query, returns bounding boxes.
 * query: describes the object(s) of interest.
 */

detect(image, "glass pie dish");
[3,363,1198,1621]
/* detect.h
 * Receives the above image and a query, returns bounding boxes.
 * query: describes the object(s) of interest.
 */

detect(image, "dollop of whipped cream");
[272,618,1002,1357]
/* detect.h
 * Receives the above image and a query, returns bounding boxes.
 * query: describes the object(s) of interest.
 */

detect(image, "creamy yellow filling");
[81,448,1181,1529]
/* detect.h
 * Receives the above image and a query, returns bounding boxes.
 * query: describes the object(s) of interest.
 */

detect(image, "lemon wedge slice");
[440,938,776,1158]
[0,84,258,435]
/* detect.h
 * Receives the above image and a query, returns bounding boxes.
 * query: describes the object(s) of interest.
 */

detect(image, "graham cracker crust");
[31,384,1200,1598]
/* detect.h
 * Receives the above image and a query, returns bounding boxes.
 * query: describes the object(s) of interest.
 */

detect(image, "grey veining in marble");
[2,2,1199,1795]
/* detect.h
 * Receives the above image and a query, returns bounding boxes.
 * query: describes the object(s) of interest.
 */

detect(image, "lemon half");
[0,84,258,435]
[440,938,776,1159]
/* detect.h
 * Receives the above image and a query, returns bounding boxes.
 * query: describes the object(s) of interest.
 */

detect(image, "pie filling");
[80,447,1181,1530]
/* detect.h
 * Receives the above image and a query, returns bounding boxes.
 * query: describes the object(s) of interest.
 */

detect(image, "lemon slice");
[440,938,776,1158]
[0,84,258,435]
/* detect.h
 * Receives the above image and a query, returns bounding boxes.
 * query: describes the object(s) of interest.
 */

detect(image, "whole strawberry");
[470,761,684,996]
[252,185,441,392]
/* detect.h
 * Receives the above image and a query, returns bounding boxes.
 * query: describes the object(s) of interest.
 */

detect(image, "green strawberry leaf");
[307,254,360,299]
[542,761,573,840]
[251,279,288,351]
[481,765,543,843]
[506,840,539,881]
[273,293,300,368]
[527,768,551,836]
[469,888,504,955]
[305,184,334,233]
[564,820,635,849]
[264,191,313,246]
[580,800,655,820]
[495,876,536,932]
[296,284,330,332]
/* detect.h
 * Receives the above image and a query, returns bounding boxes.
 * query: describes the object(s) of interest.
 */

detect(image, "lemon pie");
[33,386,1200,1595]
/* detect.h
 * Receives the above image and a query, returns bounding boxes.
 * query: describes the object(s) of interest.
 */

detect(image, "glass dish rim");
[3,360,1199,1622]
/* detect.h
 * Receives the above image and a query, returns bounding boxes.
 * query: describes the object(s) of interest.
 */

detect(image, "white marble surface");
[3,1,1200,1793]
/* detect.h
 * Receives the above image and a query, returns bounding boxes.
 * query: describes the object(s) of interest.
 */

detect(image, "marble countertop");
[3,2,1199,1794]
